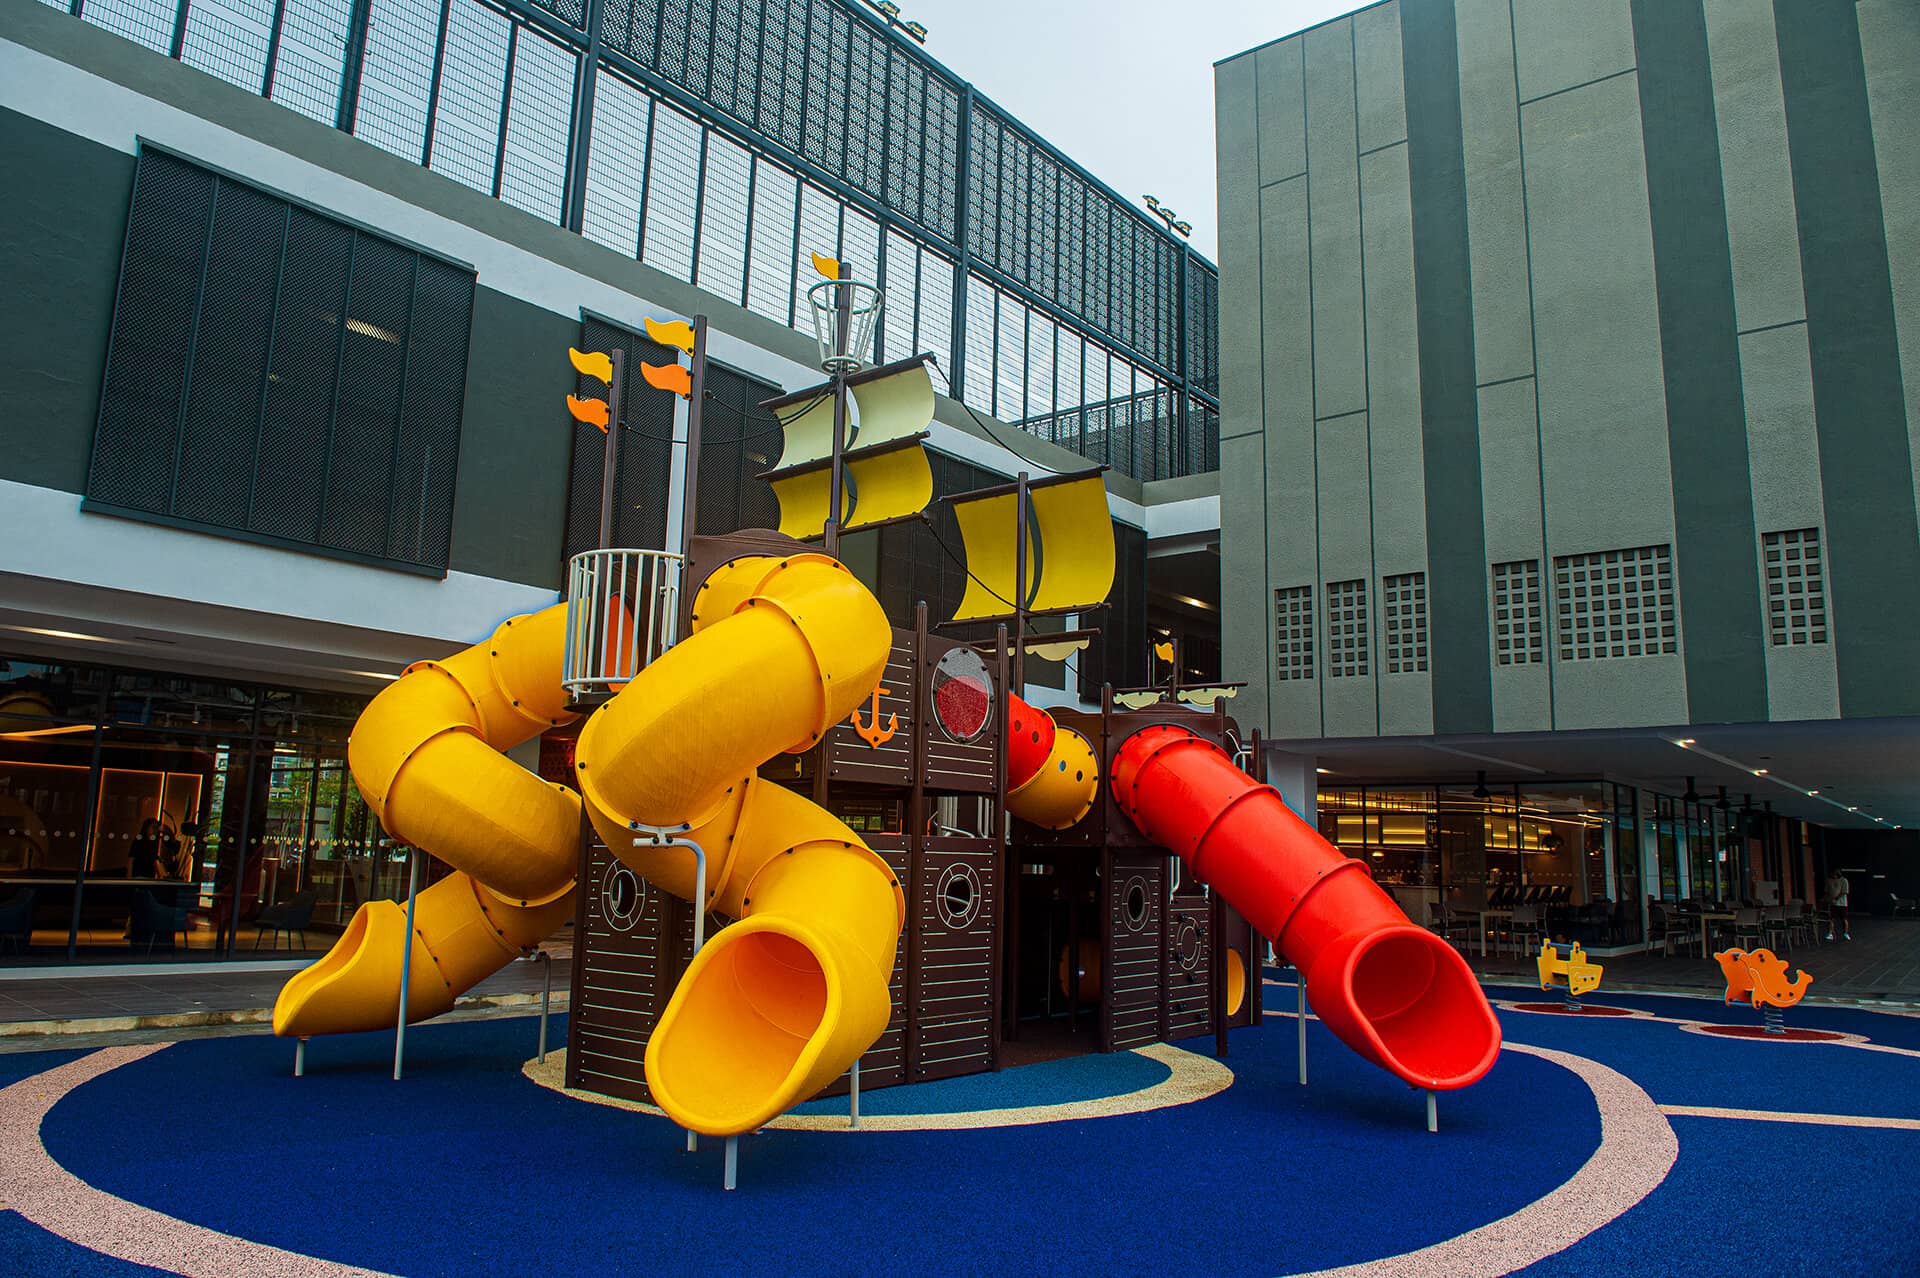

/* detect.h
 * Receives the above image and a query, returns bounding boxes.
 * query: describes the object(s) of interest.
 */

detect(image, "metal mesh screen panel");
[267,0,353,124]
[695,362,783,536]
[427,0,511,193]
[88,149,475,573]
[352,0,439,162]
[498,24,577,222]
[580,69,653,256]
[179,0,275,93]
[1078,521,1147,699]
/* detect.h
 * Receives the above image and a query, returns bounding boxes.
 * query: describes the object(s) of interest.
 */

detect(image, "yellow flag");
[1153,641,1175,663]
[568,347,613,383]
[643,316,696,355]
[811,251,841,279]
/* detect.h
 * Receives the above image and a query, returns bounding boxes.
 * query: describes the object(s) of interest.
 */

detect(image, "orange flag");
[566,395,610,430]
[640,361,693,398]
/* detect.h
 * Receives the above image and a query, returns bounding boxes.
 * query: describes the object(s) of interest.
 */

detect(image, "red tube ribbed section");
[1112,724,1501,1090]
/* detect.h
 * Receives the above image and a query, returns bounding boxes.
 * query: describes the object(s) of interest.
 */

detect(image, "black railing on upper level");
[41,0,1221,479]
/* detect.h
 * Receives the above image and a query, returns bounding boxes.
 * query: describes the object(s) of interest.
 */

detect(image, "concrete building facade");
[1216,0,1920,823]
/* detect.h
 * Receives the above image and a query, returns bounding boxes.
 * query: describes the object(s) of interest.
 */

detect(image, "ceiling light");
[1315,767,1331,775]
[1675,738,1695,747]
[0,624,113,643]
[1808,789,1820,796]
[1754,768,1769,775]
[0,723,95,741]
[1847,806,1858,812]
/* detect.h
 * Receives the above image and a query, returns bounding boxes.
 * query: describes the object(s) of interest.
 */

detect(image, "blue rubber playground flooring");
[4,979,1918,1276]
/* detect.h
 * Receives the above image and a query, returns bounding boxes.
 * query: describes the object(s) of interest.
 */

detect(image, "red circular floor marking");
[1693,1024,1847,1042]
[1506,1002,1638,1016]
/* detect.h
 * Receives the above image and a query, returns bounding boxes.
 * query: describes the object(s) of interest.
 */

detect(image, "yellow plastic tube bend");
[273,605,581,1038]
[573,554,906,1136]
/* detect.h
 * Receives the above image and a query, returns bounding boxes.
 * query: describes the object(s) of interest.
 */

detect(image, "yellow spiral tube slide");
[573,553,906,1137]
[272,606,582,1038]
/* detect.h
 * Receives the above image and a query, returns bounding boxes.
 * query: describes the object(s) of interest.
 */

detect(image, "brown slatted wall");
[568,839,674,1102]
[1166,893,1213,1041]
[909,838,997,1081]
[1106,852,1165,1049]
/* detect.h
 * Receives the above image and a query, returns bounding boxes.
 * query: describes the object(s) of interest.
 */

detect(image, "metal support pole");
[679,316,709,557]
[1012,472,1030,695]
[1297,970,1308,1086]
[597,349,626,550]
[1426,1089,1438,1133]
[538,950,553,1062]
[635,825,706,1150]
[294,1037,306,1077]
[723,1135,738,1191]
[393,849,423,1081]
[823,261,853,558]
[850,1058,860,1129]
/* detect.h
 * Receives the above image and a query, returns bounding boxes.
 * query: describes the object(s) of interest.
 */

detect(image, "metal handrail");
[561,548,682,700]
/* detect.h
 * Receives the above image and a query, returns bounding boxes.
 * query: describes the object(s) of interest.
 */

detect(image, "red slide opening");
[1112,725,1500,1090]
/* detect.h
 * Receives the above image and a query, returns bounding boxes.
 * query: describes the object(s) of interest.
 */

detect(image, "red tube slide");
[1112,725,1501,1090]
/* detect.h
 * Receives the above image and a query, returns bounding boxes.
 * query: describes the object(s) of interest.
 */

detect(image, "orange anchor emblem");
[850,686,898,747]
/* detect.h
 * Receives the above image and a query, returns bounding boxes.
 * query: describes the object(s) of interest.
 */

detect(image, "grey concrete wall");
[1216,0,1919,744]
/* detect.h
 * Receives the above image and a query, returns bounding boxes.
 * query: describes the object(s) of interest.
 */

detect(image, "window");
[1762,528,1828,646]
[1325,579,1368,678]
[85,148,475,574]
[1553,545,1678,661]
[1491,560,1545,665]
[1274,586,1314,681]
[1382,572,1428,674]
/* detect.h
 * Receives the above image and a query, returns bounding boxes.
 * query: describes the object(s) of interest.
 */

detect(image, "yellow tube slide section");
[273,605,582,1037]
[573,553,905,1137]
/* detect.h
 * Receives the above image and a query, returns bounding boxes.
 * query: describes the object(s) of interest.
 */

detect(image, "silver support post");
[635,825,707,1152]
[1426,1089,1438,1133]
[294,1037,306,1077]
[393,850,423,1081]
[538,950,553,1063]
[723,1135,738,1191]
[850,1058,860,1129]
[1297,971,1308,1086]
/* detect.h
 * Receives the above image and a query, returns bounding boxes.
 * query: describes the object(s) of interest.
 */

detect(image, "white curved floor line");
[1287,1043,1678,1278]
[1661,1104,1920,1131]
[0,1045,395,1278]
[522,1041,1234,1131]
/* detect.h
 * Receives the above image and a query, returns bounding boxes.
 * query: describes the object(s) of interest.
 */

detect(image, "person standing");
[1826,868,1851,942]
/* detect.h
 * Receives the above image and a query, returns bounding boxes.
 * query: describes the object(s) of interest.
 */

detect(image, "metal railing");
[562,548,683,700]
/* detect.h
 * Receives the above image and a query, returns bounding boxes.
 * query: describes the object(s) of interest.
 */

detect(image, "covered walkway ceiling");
[1292,716,1920,832]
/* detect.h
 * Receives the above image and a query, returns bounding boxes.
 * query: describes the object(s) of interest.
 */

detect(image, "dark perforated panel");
[561,318,784,561]
[88,149,475,573]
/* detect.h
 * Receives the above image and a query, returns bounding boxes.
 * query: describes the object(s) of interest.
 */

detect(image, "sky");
[900,0,1367,261]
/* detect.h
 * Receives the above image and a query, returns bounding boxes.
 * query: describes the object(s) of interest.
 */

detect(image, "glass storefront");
[1317,778,1761,951]
[0,652,400,965]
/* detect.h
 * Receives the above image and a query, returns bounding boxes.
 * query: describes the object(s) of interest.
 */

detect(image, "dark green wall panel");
[0,107,133,494]
[1631,0,1768,723]
[1401,0,1493,734]
[1776,0,1920,717]
[447,287,576,590]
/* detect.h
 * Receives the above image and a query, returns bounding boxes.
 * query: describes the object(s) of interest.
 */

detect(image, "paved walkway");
[1465,916,1920,1004]
[0,941,571,1045]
